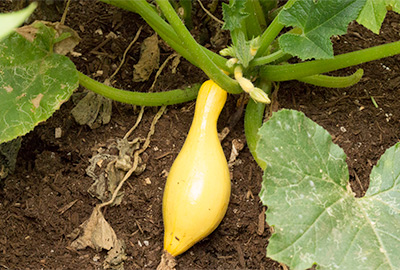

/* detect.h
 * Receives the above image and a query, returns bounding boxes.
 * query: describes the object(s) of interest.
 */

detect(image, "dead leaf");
[15,24,38,42]
[38,21,81,55]
[0,137,22,179]
[86,138,144,205]
[228,139,245,168]
[70,207,117,251]
[16,21,81,56]
[157,251,177,270]
[104,239,126,270]
[71,91,112,129]
[133,34,160,82]
[170,54,181,74]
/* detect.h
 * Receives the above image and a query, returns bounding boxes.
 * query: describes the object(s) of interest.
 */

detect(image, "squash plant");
[1,0,400,268]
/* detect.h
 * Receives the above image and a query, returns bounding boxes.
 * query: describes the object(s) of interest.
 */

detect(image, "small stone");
[55,127,62,138]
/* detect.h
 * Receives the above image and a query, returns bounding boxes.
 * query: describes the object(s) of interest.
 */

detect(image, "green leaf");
[0,3,37,41]
[0,27,78,143]
[278,0,366,60]
[233,32,253,67]
[257,109,400,270]
[222,0,248,32]
[357,0,400,34]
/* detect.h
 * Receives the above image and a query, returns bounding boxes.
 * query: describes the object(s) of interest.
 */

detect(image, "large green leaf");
[0,3,36,41]
[278,0,366,60]
[357,0,400,34]
[0,24,78,143]
[257,109,400,270]
[221,0,248,32]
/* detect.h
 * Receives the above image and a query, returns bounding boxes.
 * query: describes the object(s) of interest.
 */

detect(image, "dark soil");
[1,1,399,269]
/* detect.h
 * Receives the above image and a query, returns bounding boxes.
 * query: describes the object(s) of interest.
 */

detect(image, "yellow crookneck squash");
[162,80,231,257]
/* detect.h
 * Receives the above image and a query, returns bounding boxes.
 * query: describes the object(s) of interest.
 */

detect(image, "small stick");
[124,106,145,139]
[196,0,224,24]
[150,53,178,90]
[109,26,143,81]
[60,0,72,25]
[353,170,365,194]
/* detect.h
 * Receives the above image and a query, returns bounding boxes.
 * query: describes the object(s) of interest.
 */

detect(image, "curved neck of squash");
[188,80,227,138]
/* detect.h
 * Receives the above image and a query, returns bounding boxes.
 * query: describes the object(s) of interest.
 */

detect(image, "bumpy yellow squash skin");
[162,80,231,257]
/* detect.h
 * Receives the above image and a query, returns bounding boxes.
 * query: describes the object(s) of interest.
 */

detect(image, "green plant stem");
[155,0,242,94]
[78,72,199,106]
[244,0,265,38]
[244,99,267,170]
[297,69,364,88]
[250,49,286,66]
[244,79,272,170]
[261,40,400,81]
[255,0,297,58]
[100,0,230,74]
[179,0,193,29]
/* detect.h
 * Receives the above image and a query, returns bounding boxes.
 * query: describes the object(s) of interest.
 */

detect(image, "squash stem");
[78,72,199,106]
[155,0,242,94]
[244,99,267,170]
[260,40,400,82]
[297,69,364,88]
[255,0,297,58]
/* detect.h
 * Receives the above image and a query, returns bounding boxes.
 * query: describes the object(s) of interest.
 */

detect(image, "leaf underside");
[257,109,400,270]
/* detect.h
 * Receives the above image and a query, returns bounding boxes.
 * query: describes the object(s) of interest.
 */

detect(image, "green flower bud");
[226,58,238,68]
[249,87,271,104]
[219,46,235,57]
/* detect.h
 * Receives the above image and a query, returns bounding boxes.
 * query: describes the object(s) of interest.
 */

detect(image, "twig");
[124,106,145,139]
[109,26,143,81]
[58,199,78,215]
[60,0,72,25]
[196,0,224,25]
[353,170,365,194]
[150,53,178,91]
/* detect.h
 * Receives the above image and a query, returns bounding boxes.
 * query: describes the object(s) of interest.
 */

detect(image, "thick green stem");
[244,79,272,170]
[244,0,266,38]
[244,100,267,170]
[261,40,400,81]
[298,69,364,88]
[179,0,193,29]
[100,0,230,73]
[250,49,286,66]
[255,0,297,58]
[156,0,242,94]
[78,72,199,106]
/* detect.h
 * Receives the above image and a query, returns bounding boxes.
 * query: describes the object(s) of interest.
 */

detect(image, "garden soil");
[1,1,400,269]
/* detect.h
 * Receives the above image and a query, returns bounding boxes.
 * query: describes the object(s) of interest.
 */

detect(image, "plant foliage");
[257,110,400,269]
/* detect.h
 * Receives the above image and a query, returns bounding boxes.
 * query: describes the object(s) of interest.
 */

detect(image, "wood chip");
[58,199,78,215]
[257,207,266,235]
[235,242,246,268]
